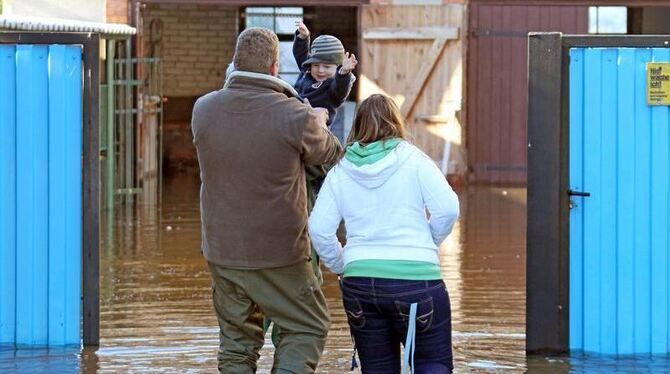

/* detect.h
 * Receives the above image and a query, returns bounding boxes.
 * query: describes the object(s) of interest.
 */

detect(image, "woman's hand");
[340,52,358,74]
[295,21,310,39]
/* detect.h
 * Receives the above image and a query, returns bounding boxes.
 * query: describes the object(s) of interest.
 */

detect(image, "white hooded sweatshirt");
[308,141,460,275]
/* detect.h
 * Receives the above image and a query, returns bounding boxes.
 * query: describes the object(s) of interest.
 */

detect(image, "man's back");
[192,72,340,269]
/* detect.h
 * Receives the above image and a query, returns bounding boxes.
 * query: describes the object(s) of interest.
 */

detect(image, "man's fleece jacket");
[192,70,342,268]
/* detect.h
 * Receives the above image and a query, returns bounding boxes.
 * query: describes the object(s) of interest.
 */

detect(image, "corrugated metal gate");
[569,46,670,354]
[467,3,588,184]
[0,33,100,347]
[527,33,670,355]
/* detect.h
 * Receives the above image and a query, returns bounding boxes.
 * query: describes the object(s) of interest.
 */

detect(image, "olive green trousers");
[208,260,330,373]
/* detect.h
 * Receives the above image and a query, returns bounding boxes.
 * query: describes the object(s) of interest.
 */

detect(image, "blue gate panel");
[0,45,16,345]
[600,48,618,355]
[582,48,603,354]
[569,47,585,351]
[47,45,83,346]
[615,48,636,355]
[570,47,670,354]
[16,45,50,346]
[0,44,83,347]
[650,48,670,355]
[633,48,652,353]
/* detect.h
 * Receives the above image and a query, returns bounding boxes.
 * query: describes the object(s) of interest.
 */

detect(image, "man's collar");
[224,70,300,99]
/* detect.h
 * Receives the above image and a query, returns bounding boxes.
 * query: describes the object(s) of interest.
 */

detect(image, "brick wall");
[141,3,238,98]
[106,0,127,24]
[140,3,238,170]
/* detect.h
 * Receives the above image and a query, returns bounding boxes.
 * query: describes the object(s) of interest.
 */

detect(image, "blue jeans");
[340,277,453,373]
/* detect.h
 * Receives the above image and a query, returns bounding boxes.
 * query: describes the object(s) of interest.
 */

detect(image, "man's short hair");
[233,27,279,74]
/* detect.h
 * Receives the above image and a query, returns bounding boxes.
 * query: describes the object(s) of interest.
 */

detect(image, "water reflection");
[2,174,670,372]
[452,187,527,372]
[0,346,81,373]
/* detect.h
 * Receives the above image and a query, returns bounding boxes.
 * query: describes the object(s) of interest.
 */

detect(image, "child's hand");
[339,52,358,74]
[295,21,310,39]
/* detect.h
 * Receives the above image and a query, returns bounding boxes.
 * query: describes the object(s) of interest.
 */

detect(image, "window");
[245,7,303,85]
[589,7,627,34]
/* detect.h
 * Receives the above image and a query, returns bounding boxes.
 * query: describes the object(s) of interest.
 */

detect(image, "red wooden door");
[467,3,588,184]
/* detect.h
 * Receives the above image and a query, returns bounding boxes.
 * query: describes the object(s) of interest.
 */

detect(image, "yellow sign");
[648,63,670,106]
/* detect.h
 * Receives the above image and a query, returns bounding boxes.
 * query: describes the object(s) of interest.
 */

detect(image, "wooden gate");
[359,3,466,175]
[468,3,588,184]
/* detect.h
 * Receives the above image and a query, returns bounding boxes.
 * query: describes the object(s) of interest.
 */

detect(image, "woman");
[308,94,460,373]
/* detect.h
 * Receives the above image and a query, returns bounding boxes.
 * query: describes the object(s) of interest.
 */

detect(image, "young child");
[293,21,357,127]
[293,21,358,192]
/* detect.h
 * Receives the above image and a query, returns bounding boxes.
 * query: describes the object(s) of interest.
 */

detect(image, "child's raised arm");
[293,21,310,68]
[329,52,358,105]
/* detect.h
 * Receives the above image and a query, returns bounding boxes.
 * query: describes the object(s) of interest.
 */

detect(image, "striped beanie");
[302,35,345,67]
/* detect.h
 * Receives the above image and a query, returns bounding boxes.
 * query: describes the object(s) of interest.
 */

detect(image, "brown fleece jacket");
[191,71,342,268]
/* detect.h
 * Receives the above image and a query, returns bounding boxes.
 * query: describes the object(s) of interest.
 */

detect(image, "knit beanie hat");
[302,35,345,67]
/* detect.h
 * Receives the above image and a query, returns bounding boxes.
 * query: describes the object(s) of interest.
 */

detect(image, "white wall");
[4,0,106,22]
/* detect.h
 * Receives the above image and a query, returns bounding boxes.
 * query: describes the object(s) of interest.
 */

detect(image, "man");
[191,27,341,373]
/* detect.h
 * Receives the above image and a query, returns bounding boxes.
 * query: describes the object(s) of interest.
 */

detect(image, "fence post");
[527,32,569,353]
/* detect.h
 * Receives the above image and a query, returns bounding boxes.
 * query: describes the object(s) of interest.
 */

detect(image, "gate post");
[83,33,101,347]
[527,32,569,353]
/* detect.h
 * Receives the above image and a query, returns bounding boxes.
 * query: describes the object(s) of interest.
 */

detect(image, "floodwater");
[2,172,670,373]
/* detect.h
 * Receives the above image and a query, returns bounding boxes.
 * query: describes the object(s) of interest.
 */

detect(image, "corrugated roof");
[0,15,136,36]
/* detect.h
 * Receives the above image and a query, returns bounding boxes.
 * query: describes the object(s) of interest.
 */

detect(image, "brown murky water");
[2,172,670,373]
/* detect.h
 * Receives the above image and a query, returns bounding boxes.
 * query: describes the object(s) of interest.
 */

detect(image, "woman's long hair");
[346,94,407,146]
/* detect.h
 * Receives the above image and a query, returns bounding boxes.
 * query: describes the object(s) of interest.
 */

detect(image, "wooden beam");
[472,0,669,5]
[141,0,369,5]
[386,0,443,4]
[526,32,566,354]
[418,115,449,124]
[82,33,101,348]
[376,0,466,5]
[400,36,450,119]
[363,26,458,40]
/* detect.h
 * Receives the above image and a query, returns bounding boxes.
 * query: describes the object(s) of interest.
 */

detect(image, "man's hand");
[313,108,329,126]
[303,98,329,126]
[295,21,310,39]
[339,52,358,75]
